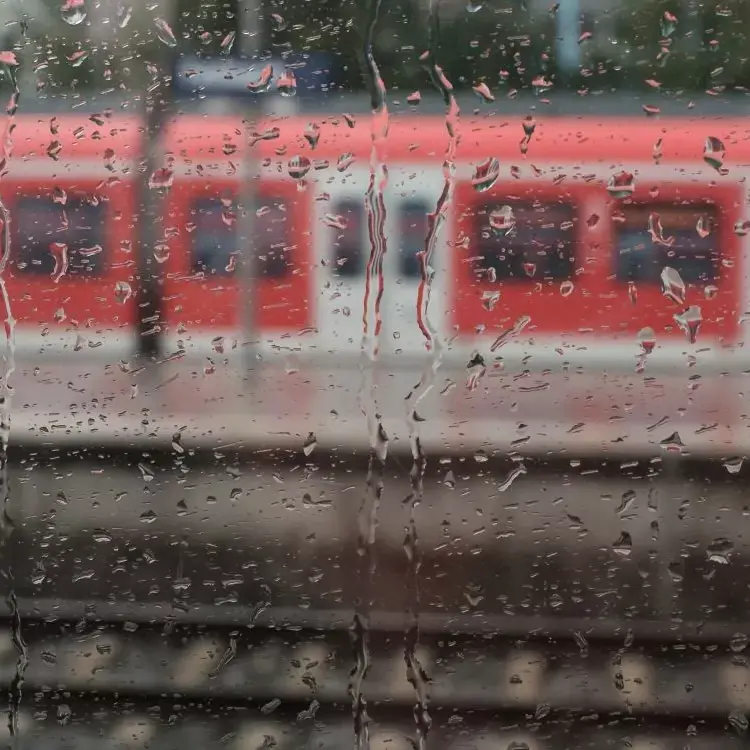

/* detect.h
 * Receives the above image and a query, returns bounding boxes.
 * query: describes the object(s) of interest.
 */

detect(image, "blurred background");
[0,1,749,748]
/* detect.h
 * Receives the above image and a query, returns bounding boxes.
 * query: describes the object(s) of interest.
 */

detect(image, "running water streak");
[351,2,389,750]
[0,42,23,746]
[404,5,461,749]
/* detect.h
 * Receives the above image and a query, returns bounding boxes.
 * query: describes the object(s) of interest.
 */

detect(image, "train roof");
[6,113,750,166]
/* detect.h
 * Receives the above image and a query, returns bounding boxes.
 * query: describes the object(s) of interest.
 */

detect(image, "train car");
[3,114,140,358]
[5,112,750,374]
[158,113,749,372]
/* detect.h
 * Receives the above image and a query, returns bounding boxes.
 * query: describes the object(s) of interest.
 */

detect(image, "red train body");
[5,113,749,368]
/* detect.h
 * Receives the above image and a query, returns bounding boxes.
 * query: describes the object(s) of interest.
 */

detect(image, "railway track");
[0,611,748,749]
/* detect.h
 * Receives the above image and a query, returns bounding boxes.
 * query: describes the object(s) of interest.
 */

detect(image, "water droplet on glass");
[472,82,494,103]
[703,136,726,171]
[153,244,170,264]
[730,632,749,652]
[674,305,702,343]
[288,155,311,180]
[277,70,297,97]
[220,30,236,54]
[52,186,67,205]
[523,115,536,138]
[374,422,388,463]
[61,0,86,25]
[660,266,685,304]
[154,18,177,47]
[304,122,320,149]
[704,284,718,300]
[661,10,678,37]
[648,212,674,246]
[270,12,287,31]
[114,281,132,304]
[628,281,638,305]
[723,456,744,475]
[607,171,635,199]
[696,214,714,238]
[248,65,273,93]
[343,113,356,128]
[407,91,421,105]
[336,152,355,172]
[148,168,173,190]
[560,280,574,297]
[707,537,733,565]
[324,213,347,230]
[50,243,69,283]
[472,157,500,192]
[612,531,632,557]
[637,326,656,354]
[466,1,483,11]
[138,463,155,482]
[489,205,515,235]
[116,3,131,28]
[303,432,317,457]
[616,489,636,515]
[466,353,486,391]
[652,138,663,164]
[0,51,18,68]
[482,291,500,311]
[498,463,527,492]
[67,49,89,68]
[734,220,750,237]
[660,431,685,453]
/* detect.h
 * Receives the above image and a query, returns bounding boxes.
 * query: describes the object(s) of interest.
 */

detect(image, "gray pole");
[555,0,581,81]
[236,0,263,369]
[136,0,180,361]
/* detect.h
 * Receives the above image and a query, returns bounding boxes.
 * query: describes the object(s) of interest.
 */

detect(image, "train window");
[254,198,291,278]
[473,201,576,281]
[191,199,236,277]
[13,197,106,277]
[190,198,290,278]
[398,201,429,280]
[614,204,719,284]
[331,200,364,277]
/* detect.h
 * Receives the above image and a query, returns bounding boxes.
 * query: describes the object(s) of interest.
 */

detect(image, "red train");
[5,112,748,369]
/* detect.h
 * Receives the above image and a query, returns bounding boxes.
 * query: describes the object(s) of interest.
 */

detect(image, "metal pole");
[555,0,581,82]
[136,0,179,361]
[237,0,263,369]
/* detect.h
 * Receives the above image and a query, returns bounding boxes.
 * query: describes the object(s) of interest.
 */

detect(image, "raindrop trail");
[352,2,389,750]
[0,33,22,748]
[403,4,461,750]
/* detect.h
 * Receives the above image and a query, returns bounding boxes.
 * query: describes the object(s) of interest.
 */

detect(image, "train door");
[380,166,450,358]
[314,166,371,355]
[162,177,311,355]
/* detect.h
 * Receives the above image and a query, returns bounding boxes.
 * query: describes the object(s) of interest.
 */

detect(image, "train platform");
[8,350,749,457]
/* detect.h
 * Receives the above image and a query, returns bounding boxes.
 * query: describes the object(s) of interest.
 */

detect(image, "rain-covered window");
[13,197,105,277]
